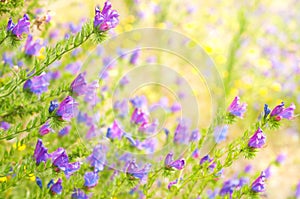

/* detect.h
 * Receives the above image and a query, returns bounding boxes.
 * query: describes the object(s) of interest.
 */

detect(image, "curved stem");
[0,35,8,46]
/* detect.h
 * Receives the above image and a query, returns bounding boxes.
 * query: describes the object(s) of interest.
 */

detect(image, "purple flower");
[219,179,240,198]
[66,61,82,75]
[168,179,178,190]
[264,166,272,178]
[58,126,71,136]
[87,144,107,172]
[84,172,99,188]
[36,177,42,189]
[170,102,181,113]
[94,1,119,32]
[130,96,147,108]
[71,73,87,96]
[129,49,140,65]
[192,149,199,159]
[295,181,300,198]
[251,171,266,192]
[126,160,151,181]
[124,133,137,146]
[120,76,130,86]
[23,72,50,95]
[7,14,30,39]
[84,81,99,105]
[49,100,59,113]
[24,35,43,56]
[138,120,158,134]
[214,125,228,143]
[248,127,266,148]
[106,120,124,139]
[244,164,252,173]
[113,100,129,118]
[47,179,54,189]
[190,129,200,142]
[264,104,271,118]
[200,155,215,171]
[56,96,79,121]
[39,121,53,136]
[131,108,149,124]
[63,162,81,179]
[174,120,190,144]
[71,188,89,199]
[50,178,63,195]
[275,153,286,165]
[0,121,10,131]
[33,139,50,165]
[270,102,296,121]
[164,153,185,170]
[227,96,247,118]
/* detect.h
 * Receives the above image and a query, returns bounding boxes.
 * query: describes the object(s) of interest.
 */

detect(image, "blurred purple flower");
[130,96,147,108]
[94,1,119,32]
[248,127,266,148]
[48,100,59,113]
[295,181,300,198]
[66,61,82,75]
[71,73,87,96]
[84,81,99,105]
[270,102,296,121]
[47,179,54,189]
[113,99,128,118]
[244,164,252,173]
[168,179,178,190]
[7,14,30,39]
[24,35,43,56]
[125,160,151,182]
[56,96,79,121]
[36,177,42,189]
[192,149,199,159]
[50,178,62,195]
[170,102,181,113]
[219,179,240,198]
[131,108,149,124]
[227,96,247,118]
[190,129,200,142]
[23,72,50,95]
[106,120,124,139]
[251,171,266,192]
[275,153,286,165]
[139,120,158,134]
[174,120,190,144]
[264,166,272,179]
[0,121,10,131]
[129,49,140,65]
[84,172,99,188]
[264,104,271,118]
[71,188,89,199]
[164,153,185,170]
[58,126,71,137]
[87,144,107,172]
[33,139,50,165]
[39,121,52,136]
[214,125,229,143]
[120,75,130,86]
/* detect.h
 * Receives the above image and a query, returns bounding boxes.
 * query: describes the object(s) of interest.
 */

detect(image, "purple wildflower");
[71,73,87,96]
[251,171,266,192]
[84,81,99,105]
[106,120,124,139]
[264,104,271,118]
[0,121,10,131]
[192,149,199,159]
[126,160,151,181]
[39,121,52,136]
[36,177,42,189]
[130,96,147,108]
[214,125,229,143]
[174,120,190,144]
[58,126,71,137]
[113,99,129,118]
[170,102,181,113]
[248,127,266,148]
[264,166,272,179]
[164,153,185,170]
[219,179,240,198]
[56,96,79,121]
[7,14,30,39]
[131,108,149,124]
[50,178,63,195]
[33,139,50,165]
[270,102,296,121]
[47,179,54,189]
[244,165,252,173]
[24,35,43,56]
[295,181,300,198]
[84,172,99,188]
[138,120,158,134]
[94,1,119,32]
[190,129,200,142]
[71,188,89,199]
[275,153,286,165]
[227,96,247,118]
[129,49,140,65]
[23,72,50,95]
[200,155,215,171]
[66,61,82,75]
[87,144,107,172]
[120,75,130,86]
[168,179,178,190]
[49,100,59,113]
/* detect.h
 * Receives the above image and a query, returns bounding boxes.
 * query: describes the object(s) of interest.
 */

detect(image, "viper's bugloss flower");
[174,120,190,144]
[131,108,149,124]
[137,138,157,153]
[23,72,50,95]
[84,172,99,188]
[214,125,228,143]
[120,75,130,86]
[130,96,147,108]
[39,121,53,136]
[84,81,99,105]
[71,73,87,96]
[113,99,128,118]
[66,61,82,74]
[192,149,199,159]
[126,160,151,181]
[34,139,50,165]
[50,178,63,195]
[47,179,54,189]
[168,179,178,190]
[7,14,30,39]
[138,120,158,134]
[170,102,181,113]
[71,188,89,199]
[219,179,240,198]
[295,181,300,198]
[56,96,79,121]
[264,104,271,118]
[270,102,296,121]
[49,100,59,113]
[87,144,107,172]
[190,129,200,142]
[106,120,123,139]
[0,121,10,131]
[64,162,81,179]
[264,166,272,178]
[248,127,266,148]
[129,49,140,65]
[275,153,286,165]
[94,1,119,32]
[227,96,247,118]
[164,153,185,170]
[244,164,252,173]
[251,171,266,192]
[200,155,215,171]
[24,35,43,56]
[58,126,71,137]
[36,177,42,189]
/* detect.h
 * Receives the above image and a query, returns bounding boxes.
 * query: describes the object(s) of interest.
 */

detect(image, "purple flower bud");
[39,121,52,136]
[36,177,42,189]
[190,130,200,142]
[33,139,50,165]
[192,149,199,159]
[84,172,99,188]
[58,126,71,137]
[24,35,43,56]
[164,153,185,170]
[131,108,149,124]
[47,179,54,189]
[87,144,107,172]
[106,120,124,139]
[200,155,212,165]
[49,100,59,113]
[129,49,140,65]
[64,162,81,179]
[170,102,181,113]
[214,125,228,143]
[0,121,10,131]
[227,96,247,118]
[71,73,87,96]
[120,76,130,86]
[244,164,252,173]
[124,133,137,146]
[7,14,30,39]
[248,127,266,148]
[71,188,89,199]
[270,102,285,118]
[56,96,79,121]
[264,166,272,179]
[251,171,266,192]
[130,95,147,108]
[168,179,178,190]
[94,1,119,32]
[23,72,50,94]
[50,178,63,195]
[264,104,271,118]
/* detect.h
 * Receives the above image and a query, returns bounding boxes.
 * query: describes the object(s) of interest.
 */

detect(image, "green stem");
[0,35,8,45]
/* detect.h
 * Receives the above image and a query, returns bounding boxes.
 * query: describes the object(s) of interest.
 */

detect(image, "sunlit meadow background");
[1,0,300,198]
